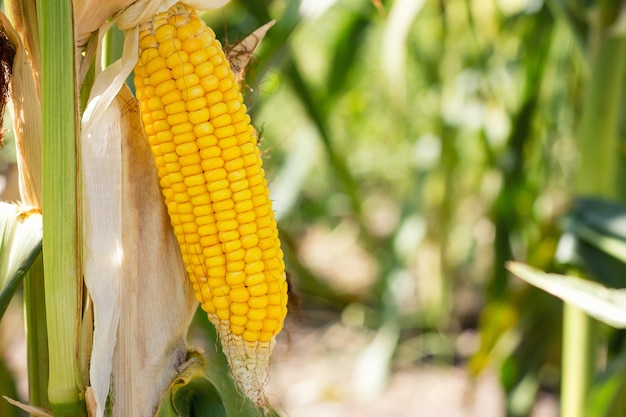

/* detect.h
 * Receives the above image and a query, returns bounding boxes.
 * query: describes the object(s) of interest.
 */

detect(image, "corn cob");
[133,2,287,407]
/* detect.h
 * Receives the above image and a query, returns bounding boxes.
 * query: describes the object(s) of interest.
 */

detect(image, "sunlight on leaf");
[507,262,626,328]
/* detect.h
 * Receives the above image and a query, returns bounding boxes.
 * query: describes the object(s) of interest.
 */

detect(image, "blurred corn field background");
[1,0,626,416]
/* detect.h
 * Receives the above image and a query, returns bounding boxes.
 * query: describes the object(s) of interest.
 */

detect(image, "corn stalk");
[37,1,85,414]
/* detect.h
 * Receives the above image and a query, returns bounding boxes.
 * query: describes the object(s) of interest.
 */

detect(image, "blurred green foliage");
[207,0,622,415]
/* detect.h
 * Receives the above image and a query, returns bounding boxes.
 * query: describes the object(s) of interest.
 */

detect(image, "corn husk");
[74,0,135,46]
[81,82,123,417]
[116,84,199,417]
[4,0,40,95]
[0,11,41,210]
[81,83,199,417]
[0,11,43,329]
[227,20,275,85]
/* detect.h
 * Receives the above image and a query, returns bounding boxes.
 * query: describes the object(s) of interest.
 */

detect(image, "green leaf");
[570,198,626,240]
[507,262,626,328]
[0,203,42,322]
[326,10,371,97]
[556,198,626,287]
[155,353,226,417]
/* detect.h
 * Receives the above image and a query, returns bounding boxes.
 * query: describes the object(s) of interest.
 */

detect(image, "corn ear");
[132,2,287,407]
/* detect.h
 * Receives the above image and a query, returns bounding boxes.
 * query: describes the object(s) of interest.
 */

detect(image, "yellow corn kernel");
[209,102,228,118]
[216,309,230,321]
[173,127,193,140]
[242,330,259,343]
[147,56,168,77]
[200,75,219,92]
[231,325,245,335]
[244,247,262,263]
[265,305,284,319]
[249,295,269,309]
[226,271,246,286]
[227,248,246,261]
[195,61,214,78]
[166,50,188,68]
[190,49,209,66]
[171,62,194,78]
[230,287,250,303]
[245,273,265,287]
[249,283,268,297]
[230,314,248,327]
[154,24,174,43]
[230,302,249,316]
[241,234,259,249]
[245,320,263,332]
[213,200,237,213]
[226,260,244,272]
[158,38,182,58]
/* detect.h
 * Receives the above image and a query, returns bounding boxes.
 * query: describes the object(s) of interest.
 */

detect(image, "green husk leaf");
[194,312,281,417]
[0,202,42,322]
[507,262,626,328]
[155,353,226,417]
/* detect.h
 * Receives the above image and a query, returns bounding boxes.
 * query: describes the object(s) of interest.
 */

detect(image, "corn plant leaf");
[327,6,372,99]
[570,198,626,239]
[381,0,424,103]
[155,353,226,417]
[556,197,626,287]
[507,262,626,328]
[0,203,42,323]
[565,198,626,262]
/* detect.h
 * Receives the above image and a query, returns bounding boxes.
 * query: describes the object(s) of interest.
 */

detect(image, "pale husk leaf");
[81,85,198,417]
[227,20,275,84]
[81,78,124,417]
[74,0,135,46]
[2,396,52,417]
[112,85,197,417]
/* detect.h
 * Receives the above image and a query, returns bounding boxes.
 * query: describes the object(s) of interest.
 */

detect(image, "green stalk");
[561,302,595,417]
[562,12,626,417]
[37,0,86,415]
[24,254,50,411]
